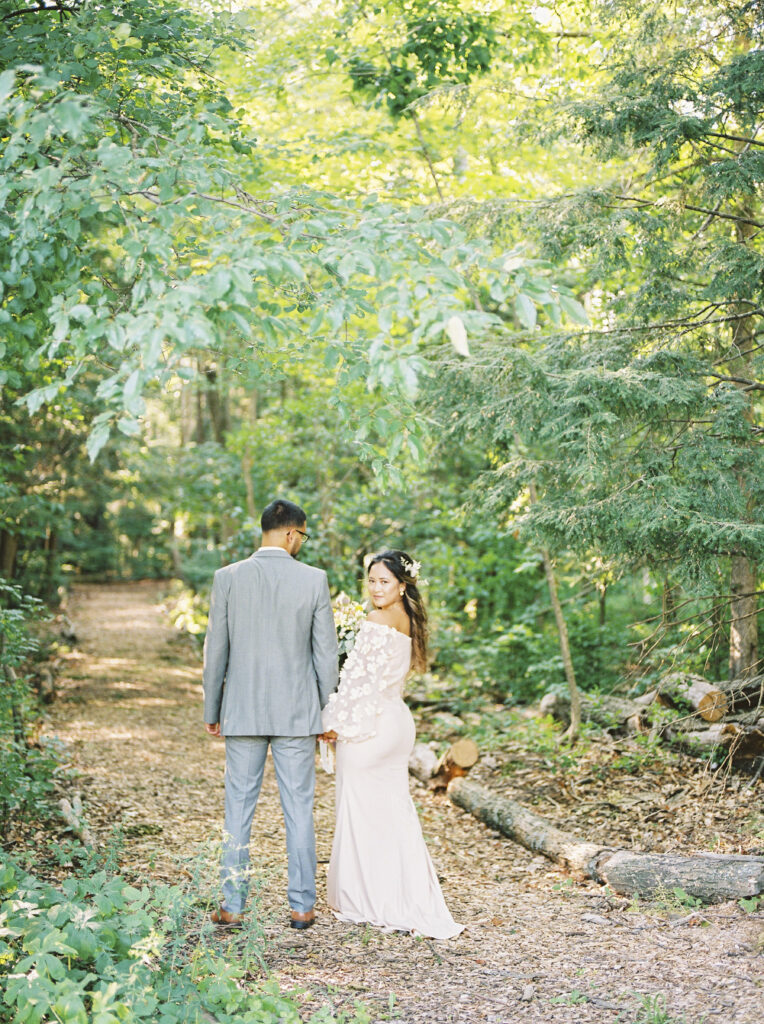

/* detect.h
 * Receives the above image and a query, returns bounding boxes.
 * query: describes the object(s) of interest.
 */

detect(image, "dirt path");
[47,582,763,1024]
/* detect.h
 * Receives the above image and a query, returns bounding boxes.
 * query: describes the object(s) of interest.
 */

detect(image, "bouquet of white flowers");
[332,592,366,660]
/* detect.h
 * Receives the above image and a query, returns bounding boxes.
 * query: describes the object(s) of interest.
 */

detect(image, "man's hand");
[317,730,337,743]
[204,722,221,737]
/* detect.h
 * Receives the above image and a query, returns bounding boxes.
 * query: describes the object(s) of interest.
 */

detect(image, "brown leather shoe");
[211,906,243,928]
[290,909,315,930]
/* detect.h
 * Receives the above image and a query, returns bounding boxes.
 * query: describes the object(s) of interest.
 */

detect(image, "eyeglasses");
[294,529,310,541]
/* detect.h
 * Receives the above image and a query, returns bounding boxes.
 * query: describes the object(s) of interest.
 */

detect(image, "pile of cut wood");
[407,721,764,903]
[539,672,764,764]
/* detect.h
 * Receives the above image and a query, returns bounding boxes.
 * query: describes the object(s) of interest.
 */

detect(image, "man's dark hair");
[261,499,306,533]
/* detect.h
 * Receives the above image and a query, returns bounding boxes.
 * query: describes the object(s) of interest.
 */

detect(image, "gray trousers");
[221,735,317,915]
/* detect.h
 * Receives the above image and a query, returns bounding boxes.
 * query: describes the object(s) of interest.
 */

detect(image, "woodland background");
[1,2,763,1022]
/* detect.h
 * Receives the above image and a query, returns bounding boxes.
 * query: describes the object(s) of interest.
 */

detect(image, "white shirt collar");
[258,545,288,552]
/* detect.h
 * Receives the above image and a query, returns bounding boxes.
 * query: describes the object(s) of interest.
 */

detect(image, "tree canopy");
[1,0,762,695]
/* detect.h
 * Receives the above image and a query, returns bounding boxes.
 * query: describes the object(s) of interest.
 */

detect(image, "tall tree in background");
[431,0,763,680]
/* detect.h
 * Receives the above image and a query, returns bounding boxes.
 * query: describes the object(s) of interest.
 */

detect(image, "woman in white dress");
[320,550,463,939]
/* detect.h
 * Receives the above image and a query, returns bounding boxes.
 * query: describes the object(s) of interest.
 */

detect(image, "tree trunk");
[0,531,19,580]
[0,632,24,744]
[42,526,59,602]
[168,526,188,583]
[204,365,229,444]
[540,545,581,739]
[448,777,764,902]
[180,377,194,446]
[241,453,258,546]
[729,555,758,679]
[409,110,444,202]
[727,207,759,678]
[598,584,606,627]
[525,473,582,740]
[194,357,205,443]
[662,578,678,626]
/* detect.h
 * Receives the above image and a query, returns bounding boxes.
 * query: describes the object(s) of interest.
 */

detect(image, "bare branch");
[408,111,445,203]
[707,373,764,392]
[1,1,79,23]
[706,130,764,149]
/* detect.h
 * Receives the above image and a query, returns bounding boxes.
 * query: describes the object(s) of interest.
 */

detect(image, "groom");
[202,498,338,929]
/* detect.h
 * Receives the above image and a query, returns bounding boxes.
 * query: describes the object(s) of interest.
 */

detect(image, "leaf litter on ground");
[19,582,762,1024]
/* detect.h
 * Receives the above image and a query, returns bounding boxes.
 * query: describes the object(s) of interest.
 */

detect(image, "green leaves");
[515,293,537,330]
[557,293,588,325]
[0,849,364,1024]
[341,1,500,117]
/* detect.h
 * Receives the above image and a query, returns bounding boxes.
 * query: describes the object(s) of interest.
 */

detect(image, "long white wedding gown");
[321,620,463,939]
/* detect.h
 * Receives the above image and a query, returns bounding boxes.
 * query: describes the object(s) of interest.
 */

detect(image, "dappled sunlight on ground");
[43,582,764,1024]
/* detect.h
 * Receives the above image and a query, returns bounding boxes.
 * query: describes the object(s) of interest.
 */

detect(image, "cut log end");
[438,737,478,771]
[409,739,480,789]
[659,672,729,723]
[695,689,728,723]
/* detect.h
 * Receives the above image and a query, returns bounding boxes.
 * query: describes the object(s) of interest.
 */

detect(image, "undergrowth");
[0,836,370,1024]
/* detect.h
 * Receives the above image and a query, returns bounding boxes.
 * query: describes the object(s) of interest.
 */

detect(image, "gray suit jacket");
[202,549,339,736]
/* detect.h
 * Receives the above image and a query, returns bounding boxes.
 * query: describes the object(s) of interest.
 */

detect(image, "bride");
[320,550,463,939]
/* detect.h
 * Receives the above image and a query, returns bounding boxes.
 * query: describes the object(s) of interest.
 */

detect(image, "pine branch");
[614,195,764,230]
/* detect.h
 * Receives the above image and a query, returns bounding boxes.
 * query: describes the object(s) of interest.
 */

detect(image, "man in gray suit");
[203,498,338,929]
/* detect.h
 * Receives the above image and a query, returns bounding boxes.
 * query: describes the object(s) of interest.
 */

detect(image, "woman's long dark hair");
[368,549,428,673]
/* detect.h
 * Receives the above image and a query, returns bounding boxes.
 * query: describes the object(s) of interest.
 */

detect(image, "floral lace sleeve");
[321,621,398,741]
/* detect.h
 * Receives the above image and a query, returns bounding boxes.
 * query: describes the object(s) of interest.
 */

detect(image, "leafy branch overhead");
[1,0,761,696]
[335,0,500,117]
[1,1,585,463]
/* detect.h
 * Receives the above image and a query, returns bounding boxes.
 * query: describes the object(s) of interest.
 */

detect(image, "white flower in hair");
[403,558,422,581]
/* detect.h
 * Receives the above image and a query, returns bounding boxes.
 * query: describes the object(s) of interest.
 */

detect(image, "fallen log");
[592,850,764,904]
[720,674,764,714]
[539,692,645,733]
[408,738,479,790]
[437,737,479,777]
[447,777,764,903]
[669,722,740,750]
[668,721,764,761]
[404,697,456,713]
[657,672,728,722]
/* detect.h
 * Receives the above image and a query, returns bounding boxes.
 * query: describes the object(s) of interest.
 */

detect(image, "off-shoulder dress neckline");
[363,619,412,642]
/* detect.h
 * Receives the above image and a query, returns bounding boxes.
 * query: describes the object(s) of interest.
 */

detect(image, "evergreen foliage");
[427,0,763,674]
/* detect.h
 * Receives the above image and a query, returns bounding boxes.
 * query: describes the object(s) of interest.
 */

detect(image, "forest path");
[47,582,762,1024]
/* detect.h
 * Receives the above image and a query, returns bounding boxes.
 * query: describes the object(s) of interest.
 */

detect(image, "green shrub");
[0,739,61,835]
[0,853,367,1024]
